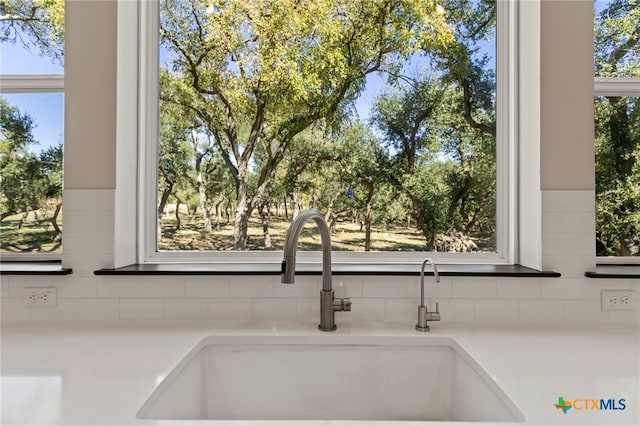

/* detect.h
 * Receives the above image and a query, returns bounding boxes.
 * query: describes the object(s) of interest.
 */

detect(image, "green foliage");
[594,1,640,256]
[159,0,454,248]
[0,0,65,62]
[0,98,62,225]
[595,0,640,77]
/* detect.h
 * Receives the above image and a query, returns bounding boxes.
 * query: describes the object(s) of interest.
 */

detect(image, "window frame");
[134,0,518,265]
[0,75,64,261]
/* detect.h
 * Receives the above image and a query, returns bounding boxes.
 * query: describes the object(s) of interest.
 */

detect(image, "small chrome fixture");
[281,210,351,331]
[416,258,440,332]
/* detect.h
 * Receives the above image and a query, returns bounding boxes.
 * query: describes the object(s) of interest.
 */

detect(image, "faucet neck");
[281,210,333,292]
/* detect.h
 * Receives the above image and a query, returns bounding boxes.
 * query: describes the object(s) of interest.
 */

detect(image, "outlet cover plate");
[24,287,57,307]
[601,290,636,311]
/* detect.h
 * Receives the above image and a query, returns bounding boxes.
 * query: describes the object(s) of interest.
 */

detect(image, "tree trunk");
[283,196,289,220]
[51,202,62,237]
[174,197,182,230]
[363,182,374,252]
[215,198,223,230]
[292,189,300,218]
[411,195,434,249]
[259,206,272,248]
[195,156,212,233]
[233,176,251,250]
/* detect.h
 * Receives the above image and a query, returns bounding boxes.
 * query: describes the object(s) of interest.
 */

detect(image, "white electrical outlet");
[601,290,636,311]
[24,287,57,307]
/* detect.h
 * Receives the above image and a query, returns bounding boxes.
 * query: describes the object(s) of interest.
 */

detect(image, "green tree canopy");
[0,0,65,62]
[160,0,454,249]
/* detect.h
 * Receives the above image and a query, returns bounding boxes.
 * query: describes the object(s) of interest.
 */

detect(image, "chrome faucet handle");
[430,303,441,321]
[333,297,351,312]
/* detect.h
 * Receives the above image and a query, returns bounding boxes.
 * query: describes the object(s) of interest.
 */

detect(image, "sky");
[0,41,64,154]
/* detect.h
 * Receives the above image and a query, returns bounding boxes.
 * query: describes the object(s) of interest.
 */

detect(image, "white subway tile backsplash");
[63,233,114,255]
[336,298,386,321]
[209,298,252,320]
[142,280,186,298]
[119,299,164,320]
[497,279,541,299]
[584,279,631,300]
[541,279,585,300]
[31,300,77,321]
[563,300,608,323]
[1,299,31,321]
[229,276,275,298]
[252,298,297,320]
[63,189,114,211]
[186,280,230,298]
[8,277,64,297]
[385,298,416,323]
[543,234,594,257]
[56,278,97,298]
[542,212,595,236]
[451,279,497,299]
[608,309,640,324]
[519,300,564,323]
[436,299,475,322]
[363,276,409,298]
[1,278,10,297]
[96,278,143,298]
[164,299,208,320]
[63,209,115,235]
[475,300,519,322]
[274,276,318,297]
[296,298,320,321]
[333,278,363,298]
[76,299,119,320]
[542,190,594,213]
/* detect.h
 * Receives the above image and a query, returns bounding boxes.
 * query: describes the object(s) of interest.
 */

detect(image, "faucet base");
[319,324,338,332]
[415,324,430,332]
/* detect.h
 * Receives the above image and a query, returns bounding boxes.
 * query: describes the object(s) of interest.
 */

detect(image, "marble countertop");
[1,320,638,426]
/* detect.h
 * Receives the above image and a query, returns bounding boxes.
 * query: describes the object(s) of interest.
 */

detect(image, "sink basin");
[137,335,524,422]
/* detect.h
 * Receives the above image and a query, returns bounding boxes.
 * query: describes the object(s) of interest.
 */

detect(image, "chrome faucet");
[416,258,441,332]
[281,209,351,331]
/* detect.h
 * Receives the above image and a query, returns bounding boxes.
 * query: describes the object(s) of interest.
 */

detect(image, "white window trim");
[127,0,518,265]
[594,77,640,264]
[0,75,64,262]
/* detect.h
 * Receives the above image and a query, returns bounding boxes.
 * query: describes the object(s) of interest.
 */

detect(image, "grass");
[1,209,490,253]
[1,211,62,253]
[158,212,431,252]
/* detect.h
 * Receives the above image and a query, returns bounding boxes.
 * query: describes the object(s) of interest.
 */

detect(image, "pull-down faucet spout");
[281,210,351,331]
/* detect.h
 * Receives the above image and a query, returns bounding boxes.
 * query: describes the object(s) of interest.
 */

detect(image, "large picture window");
[594,0,640,260]
[0,0,64,258]
[143,0,515,263]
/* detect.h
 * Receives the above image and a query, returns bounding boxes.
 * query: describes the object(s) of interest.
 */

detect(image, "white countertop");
[1,320,638,426]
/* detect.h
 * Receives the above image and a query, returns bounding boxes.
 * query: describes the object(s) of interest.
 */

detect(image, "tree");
[159,0,453,249]
[594,0,640,256]
[0,98,39,219]
[0,0,65,62]
[370,75,448,247]
[0,99,62,241]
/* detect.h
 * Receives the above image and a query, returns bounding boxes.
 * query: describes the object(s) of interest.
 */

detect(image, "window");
[0,0,64,259]
[139,0,516,264]
[594,0,640,260]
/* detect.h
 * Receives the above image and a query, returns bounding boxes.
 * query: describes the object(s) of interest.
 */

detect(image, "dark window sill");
[0,261,72,275]
[95,263,560,277]
[585,264,640,279]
